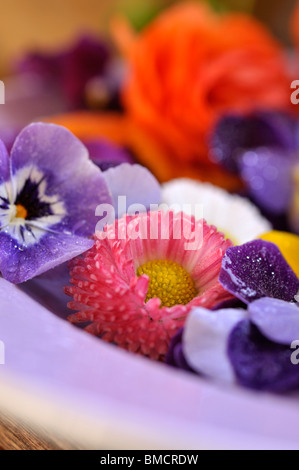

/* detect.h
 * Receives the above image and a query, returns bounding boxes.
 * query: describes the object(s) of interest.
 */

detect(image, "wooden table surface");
[0,412,82,450]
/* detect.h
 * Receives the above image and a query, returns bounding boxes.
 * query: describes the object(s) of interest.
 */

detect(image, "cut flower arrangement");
[2,1,299,448]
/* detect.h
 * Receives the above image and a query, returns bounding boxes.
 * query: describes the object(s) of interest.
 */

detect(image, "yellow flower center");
[15,204,27,219]
[137,259,197,308]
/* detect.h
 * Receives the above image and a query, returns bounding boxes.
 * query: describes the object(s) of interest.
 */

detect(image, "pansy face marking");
[0,166,66,246]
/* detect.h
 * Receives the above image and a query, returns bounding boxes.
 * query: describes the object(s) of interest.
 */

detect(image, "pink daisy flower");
[65,211,233,360]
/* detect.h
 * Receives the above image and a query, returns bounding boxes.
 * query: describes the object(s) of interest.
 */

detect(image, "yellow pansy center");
[137,259,197,308]
[15,204,27,219]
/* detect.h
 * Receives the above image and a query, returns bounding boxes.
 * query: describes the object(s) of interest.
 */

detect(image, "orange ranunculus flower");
[291,0,299,50]
[116,2,292,170]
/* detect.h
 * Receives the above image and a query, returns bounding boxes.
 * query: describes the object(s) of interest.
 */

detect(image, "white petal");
[183,307,247,383]
[162,178,272,244]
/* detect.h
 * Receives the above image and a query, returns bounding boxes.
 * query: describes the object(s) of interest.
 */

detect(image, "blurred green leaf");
[116,0,165,30]
[116,0,257,31]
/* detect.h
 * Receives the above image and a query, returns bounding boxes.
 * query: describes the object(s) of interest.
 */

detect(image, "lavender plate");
[1,277,299,449]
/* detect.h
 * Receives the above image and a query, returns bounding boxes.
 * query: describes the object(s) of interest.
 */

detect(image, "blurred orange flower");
[115,2,291,174]
[291,0,299,52]
[48,110,242,190]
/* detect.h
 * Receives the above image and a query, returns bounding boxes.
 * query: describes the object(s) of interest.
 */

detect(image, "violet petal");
[183,307,247,383]
[165,328,194,372]
[239,147,294,214]
[0,232,94,284]
[0,139,10,183]
[219,240,299,304]
[83,138,134,171]
[228,319,299,392]
[249,297,299,345]
[104,163,161,218]
[212,297,246,311]
[209,112,296,173]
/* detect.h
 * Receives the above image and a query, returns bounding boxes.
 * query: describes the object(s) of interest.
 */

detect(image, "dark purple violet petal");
[59,35,110,109]
[165,328,194,372]
[16,51,64,83]
[249,297,299,345]
[84,60,125,111]
[239,147,294,214]
[0,231,94,284]
[10,123,112,237]
[16,35,111,110]
[209,112,296,173]
[82,138,134,171]
[212,297,246,311]
[228,319,299,392]
[245,193,291,232]
[219,240,299,304]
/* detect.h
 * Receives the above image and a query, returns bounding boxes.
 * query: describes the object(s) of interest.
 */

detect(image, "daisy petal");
[66,212,231,360]
[183,307,247,383]
[228,319,299,392]
[162,178,271,244]
[219,240,299,304]
[249,297,299,345]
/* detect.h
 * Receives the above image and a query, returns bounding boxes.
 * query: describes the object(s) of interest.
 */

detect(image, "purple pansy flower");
[219,239,299,304]
[209,111,299,231]
[0,122,113,284]
[0,123,161,285]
